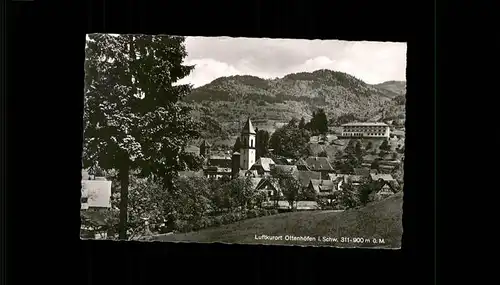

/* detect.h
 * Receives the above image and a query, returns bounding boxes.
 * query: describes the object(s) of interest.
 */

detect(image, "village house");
[372,180,398,201]
[203,166,232,180]
[270,164,298,176]
[378,165,395,174]
[254,178,282,200]
[295,170,321,190]
[238,169,259,178]
[303,157,335,179]
[353,167,370,176]
[336,174,365,191]
[185,145,200,156]
[370,173,396,183]
[81,170,112,210]
[295,158,310,171]
[361,162,372,168]
[250,157,276,177]
[370,173,399,189]
[308,179,336,204]
[81,169,113,239]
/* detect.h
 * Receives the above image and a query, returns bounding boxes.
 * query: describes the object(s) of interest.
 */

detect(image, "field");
[153,192,403,248]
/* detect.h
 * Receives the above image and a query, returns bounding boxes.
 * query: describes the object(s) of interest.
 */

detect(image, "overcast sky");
[176,37,407,88]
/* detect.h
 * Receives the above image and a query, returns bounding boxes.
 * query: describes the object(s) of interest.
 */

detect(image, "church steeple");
[239,117,256,170]
[241,117,256,135]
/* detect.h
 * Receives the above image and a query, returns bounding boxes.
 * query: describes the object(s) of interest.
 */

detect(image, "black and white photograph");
[81,34,407,249]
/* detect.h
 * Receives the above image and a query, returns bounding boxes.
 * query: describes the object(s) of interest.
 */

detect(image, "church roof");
[241,118,256,135]
[251,157,276,172]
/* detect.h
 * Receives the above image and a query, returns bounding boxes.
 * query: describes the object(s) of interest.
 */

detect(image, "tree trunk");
[118,162,130,240]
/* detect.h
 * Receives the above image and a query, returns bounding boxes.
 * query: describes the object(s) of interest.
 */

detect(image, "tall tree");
[379,139,391,152]
[298,117,306,129]
[83,34,199,240]
[273,168,301,211]
[269,124,311,159]
[309,109,328,134]
[256,129,270,159]
[365,141,373,151]
[344,139,357,156]
[355,141,364,161]
[233,137,243,153]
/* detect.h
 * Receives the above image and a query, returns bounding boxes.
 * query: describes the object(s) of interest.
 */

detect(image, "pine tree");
[298,117,306,129]
[366,141,373,150]
[233,137,243,153]
[83,34,199,240]
[256,130,270,159]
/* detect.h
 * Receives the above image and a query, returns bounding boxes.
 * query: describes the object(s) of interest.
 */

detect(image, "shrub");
[268,209,279,215]
[211,216,223,227]
[175,220,194,233]
[247,209,260,219]
[257,208,269,217]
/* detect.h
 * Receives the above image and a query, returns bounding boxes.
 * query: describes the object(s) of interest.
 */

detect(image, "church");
[199,117,260,180]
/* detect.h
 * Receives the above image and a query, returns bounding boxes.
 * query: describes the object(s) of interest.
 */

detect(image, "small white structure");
[341,122,390,138]
[81,178,112,210]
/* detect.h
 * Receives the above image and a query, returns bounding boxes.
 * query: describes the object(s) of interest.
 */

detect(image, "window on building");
[251,139,253,148]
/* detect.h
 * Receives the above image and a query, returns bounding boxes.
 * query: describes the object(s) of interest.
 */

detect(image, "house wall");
[81,180,112,209]
[341,125,390,138]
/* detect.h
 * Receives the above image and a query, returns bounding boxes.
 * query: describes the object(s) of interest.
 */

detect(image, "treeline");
[81,169,317,239]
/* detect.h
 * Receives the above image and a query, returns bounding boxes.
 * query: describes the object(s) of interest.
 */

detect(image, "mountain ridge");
[183,69,406,140]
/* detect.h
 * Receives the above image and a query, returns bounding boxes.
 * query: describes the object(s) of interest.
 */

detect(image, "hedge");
[174,208,280,233]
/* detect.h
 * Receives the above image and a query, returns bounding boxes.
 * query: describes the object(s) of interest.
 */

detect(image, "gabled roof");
[296,164,310,171]
[255,178,280,191]
[362,154,378,162]
[370,173,395,181]
[346,175,364,183]
[296,171,321,187]
[328,173,347,181]
[251,157,276,172]
[241,117,256,135]
[271,164,298,174]
[185,145,200,154]
[377,181,397,194]
[238,169,258,178]
[309,179,335,192]
[295,158,308,165]
[354,167,370,176]
[305,157,334,172]
[249,178,263,189]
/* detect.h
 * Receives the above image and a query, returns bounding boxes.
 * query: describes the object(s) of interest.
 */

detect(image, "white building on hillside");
[341,122,390,138]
